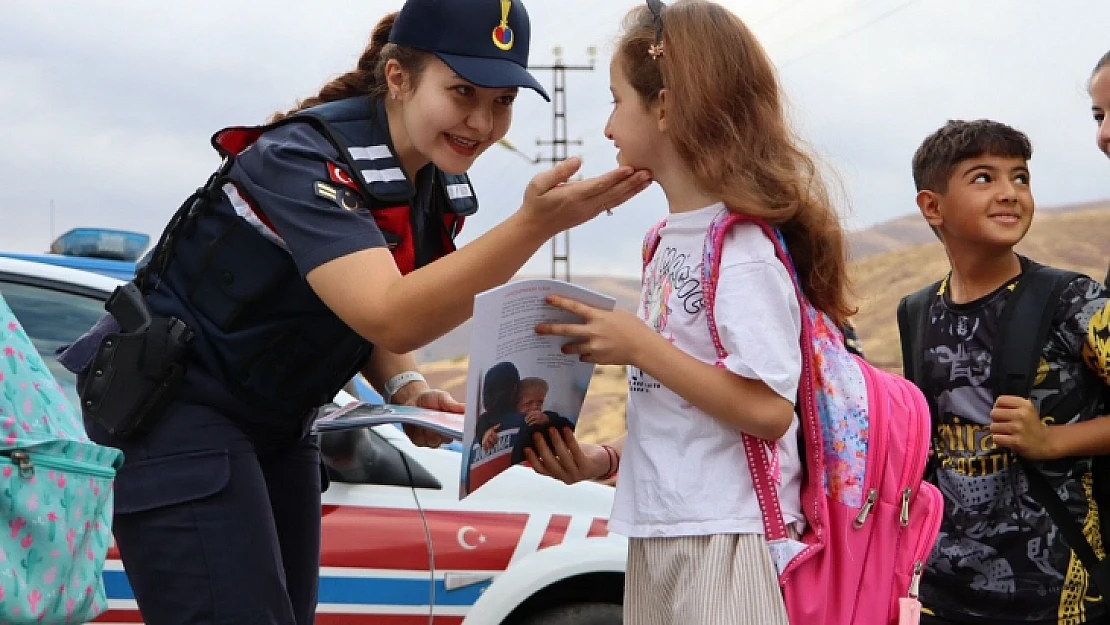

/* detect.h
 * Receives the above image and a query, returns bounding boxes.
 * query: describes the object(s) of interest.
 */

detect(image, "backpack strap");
[988,263,1110,594]
[897,281,942,419]
[897,283,936,388]
[642,220,666,271]
[990,261,1079,399]
[700,210,811,542]
[897,280,944,483]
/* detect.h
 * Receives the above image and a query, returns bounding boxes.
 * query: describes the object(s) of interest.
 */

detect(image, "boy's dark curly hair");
[912,120,1032,193]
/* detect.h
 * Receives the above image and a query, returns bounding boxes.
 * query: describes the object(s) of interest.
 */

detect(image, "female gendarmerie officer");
[58,0,651,623]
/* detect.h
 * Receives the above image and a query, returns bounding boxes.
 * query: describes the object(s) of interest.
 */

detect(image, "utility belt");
[78,178,215,440]
[80,282,194,439]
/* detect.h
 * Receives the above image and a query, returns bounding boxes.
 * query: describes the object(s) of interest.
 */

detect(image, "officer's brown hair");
[616,0,853,325]
[271,13,431,122]
[1092,50,1110,87]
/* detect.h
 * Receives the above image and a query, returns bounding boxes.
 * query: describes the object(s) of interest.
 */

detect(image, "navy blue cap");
[390,0,550,101]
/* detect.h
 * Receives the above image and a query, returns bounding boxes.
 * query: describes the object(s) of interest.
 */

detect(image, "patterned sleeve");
[1056,276,1110,385]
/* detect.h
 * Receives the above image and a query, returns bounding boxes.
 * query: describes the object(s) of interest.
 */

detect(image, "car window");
[0,280,106,408]
[320,427,442,490]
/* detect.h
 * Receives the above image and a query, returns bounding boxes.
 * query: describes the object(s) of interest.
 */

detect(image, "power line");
[749,0,813,29]
[499,46,598,282]
[778,0,921,68]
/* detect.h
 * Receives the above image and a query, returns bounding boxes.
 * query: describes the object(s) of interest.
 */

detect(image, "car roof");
[0,255,124,295]
[0,252,137,282]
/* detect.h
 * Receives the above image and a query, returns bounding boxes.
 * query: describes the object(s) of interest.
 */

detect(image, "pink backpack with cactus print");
[643,212,943,625]
[0,293,123,624]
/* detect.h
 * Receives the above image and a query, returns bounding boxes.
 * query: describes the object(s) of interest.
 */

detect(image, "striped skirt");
[625,534,790,625]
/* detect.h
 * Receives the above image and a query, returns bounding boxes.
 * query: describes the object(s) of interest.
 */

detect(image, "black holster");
[80,283,194,439]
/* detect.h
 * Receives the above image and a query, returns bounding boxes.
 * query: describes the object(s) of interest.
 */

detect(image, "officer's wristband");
[384,371,427,403]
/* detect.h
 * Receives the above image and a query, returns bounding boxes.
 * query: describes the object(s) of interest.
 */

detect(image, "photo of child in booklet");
[466,362,577,494]
[460,279,615,498]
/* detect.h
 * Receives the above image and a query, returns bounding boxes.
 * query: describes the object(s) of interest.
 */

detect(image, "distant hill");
[846,199,1110,261]
[851,204,1110,372]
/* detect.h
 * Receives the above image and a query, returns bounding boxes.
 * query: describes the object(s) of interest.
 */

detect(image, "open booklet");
[313,401,465,440]
[459,279,616,498]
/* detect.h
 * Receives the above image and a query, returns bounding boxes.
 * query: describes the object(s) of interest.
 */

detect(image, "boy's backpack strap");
[991,262,1081,399]
[897,281,942,427]
[896,283,937,388]
[989,263,1110,595]
[897,281,944,483]
[1023,462,1110,597]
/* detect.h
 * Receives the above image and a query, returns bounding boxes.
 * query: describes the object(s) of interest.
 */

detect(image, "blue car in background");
[0,227,148,282]
[0,252,138,282]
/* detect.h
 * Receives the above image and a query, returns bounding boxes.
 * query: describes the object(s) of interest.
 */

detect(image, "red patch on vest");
[327,162,360,192]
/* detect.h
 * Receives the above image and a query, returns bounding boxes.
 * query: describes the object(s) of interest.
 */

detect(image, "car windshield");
[0,280,106,407]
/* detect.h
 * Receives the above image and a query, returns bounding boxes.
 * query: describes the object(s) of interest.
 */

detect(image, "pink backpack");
[643,212,943,625]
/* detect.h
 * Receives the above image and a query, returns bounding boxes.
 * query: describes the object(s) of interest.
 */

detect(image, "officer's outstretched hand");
[520,157,652,236]
[402,389,464,448]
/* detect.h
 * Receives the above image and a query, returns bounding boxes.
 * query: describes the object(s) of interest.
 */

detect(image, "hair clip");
[646,0,665,59]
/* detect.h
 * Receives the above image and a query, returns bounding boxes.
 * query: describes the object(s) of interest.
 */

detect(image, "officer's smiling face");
[392,58,517,176]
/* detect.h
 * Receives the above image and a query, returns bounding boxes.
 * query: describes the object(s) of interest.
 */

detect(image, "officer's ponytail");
[270,12,431,122]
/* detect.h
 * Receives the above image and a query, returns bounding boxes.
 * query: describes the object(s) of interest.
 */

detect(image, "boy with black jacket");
[899,119,1110,625]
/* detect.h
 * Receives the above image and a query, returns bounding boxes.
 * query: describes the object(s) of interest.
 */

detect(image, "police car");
[0,254,628,625]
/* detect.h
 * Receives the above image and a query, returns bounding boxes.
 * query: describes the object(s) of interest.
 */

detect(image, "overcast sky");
[2,1,1108,277]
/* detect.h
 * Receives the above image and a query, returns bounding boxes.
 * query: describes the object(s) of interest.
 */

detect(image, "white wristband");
[384,371,426,402]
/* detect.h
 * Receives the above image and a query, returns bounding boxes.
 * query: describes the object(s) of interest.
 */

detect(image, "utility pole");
[529,46,596,282]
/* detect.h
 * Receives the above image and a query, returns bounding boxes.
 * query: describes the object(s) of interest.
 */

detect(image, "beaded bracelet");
[599,444,620,480]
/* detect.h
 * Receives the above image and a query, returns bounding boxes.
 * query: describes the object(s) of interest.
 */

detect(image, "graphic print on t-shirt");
[643,245,704,333]
[632,245,702,393]
[920,274,1110,625]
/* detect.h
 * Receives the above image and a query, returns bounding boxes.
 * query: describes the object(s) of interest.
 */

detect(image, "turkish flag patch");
[327,162,360,192]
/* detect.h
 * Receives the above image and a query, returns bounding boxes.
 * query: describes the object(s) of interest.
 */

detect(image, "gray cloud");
[2,0,1107,278]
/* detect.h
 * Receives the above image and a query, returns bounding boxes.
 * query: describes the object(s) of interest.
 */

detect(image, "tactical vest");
[145,97,477,420]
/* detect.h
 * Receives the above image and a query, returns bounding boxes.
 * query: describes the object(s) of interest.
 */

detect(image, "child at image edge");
[903,119,1110,625]
[526,2,856,624]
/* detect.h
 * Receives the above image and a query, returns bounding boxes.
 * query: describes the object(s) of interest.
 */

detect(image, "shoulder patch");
[315,181,364,212]
[327,161,361,192]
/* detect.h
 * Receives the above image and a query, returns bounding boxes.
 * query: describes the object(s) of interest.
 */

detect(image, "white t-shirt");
[609,203,804,538]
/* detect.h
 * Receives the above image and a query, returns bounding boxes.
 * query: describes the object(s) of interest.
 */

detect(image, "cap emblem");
[492,0,515,51]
